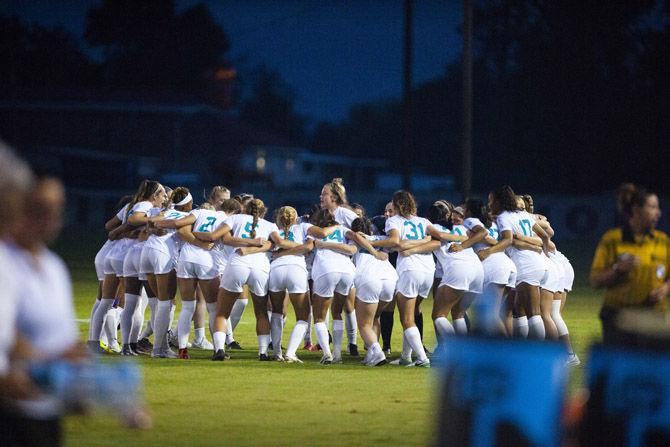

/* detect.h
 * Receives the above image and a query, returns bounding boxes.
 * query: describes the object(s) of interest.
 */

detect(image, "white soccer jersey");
[473,221,499,252]
[271,222,311,270]
[497,210,545,272]
[224,214,277,273]
[385,215,435,275]
[179,209,227,266]
[144,208,188,257]
[311,225,356,280]
[433,221,480,268]
[353,235,398,286]
[333,206,358,228]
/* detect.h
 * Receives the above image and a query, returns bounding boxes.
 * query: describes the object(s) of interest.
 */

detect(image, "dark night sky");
[2,0,463,124]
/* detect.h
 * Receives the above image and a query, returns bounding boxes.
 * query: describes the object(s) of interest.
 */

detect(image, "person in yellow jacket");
[590,186,670,343]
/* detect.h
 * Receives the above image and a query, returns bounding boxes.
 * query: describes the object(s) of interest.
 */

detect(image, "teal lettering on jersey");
[197,216,217,232]
[324,228,343,242]
[241,221,254,239]
[404,221,425,240]
[452,227,463,236]
[519,219,532,236]
[166,211,183,220]
[489,227,500,241]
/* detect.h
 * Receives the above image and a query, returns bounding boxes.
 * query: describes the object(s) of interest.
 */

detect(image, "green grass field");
[57,232,604,446]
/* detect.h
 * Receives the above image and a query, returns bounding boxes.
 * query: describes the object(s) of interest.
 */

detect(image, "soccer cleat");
[129,342,146,355]
[151,348,178,359]
[192,338,214,350]
[211,349,228,361]
[226,340,243,350]
[167,329,179,349]
[258,353,271,361]
[106,341,122,354]
[389,357,413,366]
[412,358,431,368]
[348,343,359,356]
[88,340,107,355]
[383,348,392,356]
[566,353,581,367]
[284,354,303,364]
[273,353,285,362]
[178,348,190,359]
[133,341,151,355]
[121,344,138,356]
[365,351,387,367]
[332,355,343,364]
[319,354,333,365]
[137,337,153,351]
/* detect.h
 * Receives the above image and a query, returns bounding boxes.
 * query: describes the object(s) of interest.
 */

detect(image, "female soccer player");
[117,181,167,355]
[318,178,360,355]
[205,199,277,361]
[481,186,549,340]
[372,190,432,367]
[350,217,396,366]
[267,206,315,362]
[88,180,165,353]
[465,198,516,336]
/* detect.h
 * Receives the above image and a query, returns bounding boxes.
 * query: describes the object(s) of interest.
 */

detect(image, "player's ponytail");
[324,178,348,206]
[276,206,297,239]
[245,198,266,238]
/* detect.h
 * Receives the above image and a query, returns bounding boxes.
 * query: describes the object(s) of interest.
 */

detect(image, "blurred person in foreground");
[590,186,670,344]
[0,142,36,422]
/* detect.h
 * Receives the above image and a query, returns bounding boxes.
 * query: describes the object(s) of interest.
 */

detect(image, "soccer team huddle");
[87,178,580,367]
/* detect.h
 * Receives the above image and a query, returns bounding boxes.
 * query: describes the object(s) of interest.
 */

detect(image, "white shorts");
[553,252,574,292]
[104,256,125,277]
[515,267,547,287]
[482,252,517,288]
[355,277,396,304]
[312,272,355,298]
[141,247,175,275]
[94,241,114,281]
[220,264,269,296]
[396,270,433,299]
[122,246,142,278]
[269,264,308,294]
[177,260,219,280]
[540,257,563,293]
[439,260,484,294]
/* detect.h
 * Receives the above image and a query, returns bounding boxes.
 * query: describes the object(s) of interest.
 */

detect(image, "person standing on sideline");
[591,186,670,344]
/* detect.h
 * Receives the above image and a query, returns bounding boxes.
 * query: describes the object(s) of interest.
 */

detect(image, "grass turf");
[58,232,604,446]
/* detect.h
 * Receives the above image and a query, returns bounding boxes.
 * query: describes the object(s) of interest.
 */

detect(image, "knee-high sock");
[332,319,345,358]
[380,310,394,350]
[120,293,139,345]
[551,300,569,337]
[88,300,100,340]
[404,327,428,362]
[103,307,119,345]
[314,322,332,358]
[513,316,529,338]
[528,315,546,340]
[453,317,468,335]
[206,302,217,338]
[344,310,357,346]
[153,300,172,353]
[213,331,226,352]
[90,298,114,342]
[304,310,313,343]
[271,313,284,355]
[401,331,413,360]
[169,302,176,331]
[434,317,455,341]
[177,301,196,349]
[415,312,424,340]
[286,320,308,358]
[140,297,156,340]
[230,298,247,330]
[130,293,147,343]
